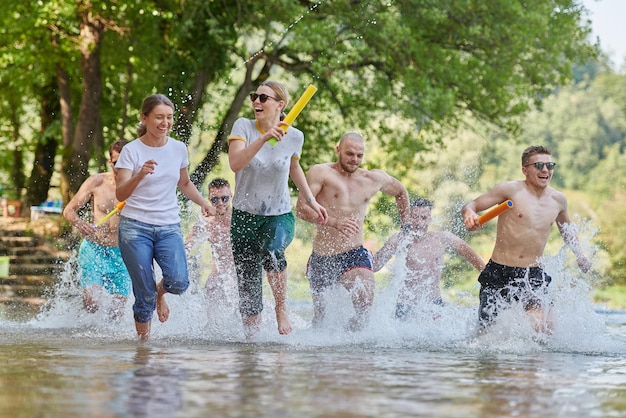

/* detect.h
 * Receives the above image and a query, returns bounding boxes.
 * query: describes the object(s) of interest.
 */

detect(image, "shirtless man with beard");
[296,132,409,330]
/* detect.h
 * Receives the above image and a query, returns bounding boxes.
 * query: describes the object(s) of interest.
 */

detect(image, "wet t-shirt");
[228,118,303,216]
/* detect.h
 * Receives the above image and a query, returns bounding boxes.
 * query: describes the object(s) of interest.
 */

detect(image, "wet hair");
[521,145,551,166]
[208,178,230,190]
[136,94,175,137]
[410,197,433,208]
[259,81,290,121]
[109,139,128,156]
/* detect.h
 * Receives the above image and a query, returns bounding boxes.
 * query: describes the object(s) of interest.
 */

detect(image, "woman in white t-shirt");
[115,94,215,340]
[228,81,327,339]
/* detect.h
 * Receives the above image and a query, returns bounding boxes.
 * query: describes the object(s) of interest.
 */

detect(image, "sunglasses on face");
[524,162,556,170]
[111,160,118,166]
[210,196,230,205]
[249,93,279,103]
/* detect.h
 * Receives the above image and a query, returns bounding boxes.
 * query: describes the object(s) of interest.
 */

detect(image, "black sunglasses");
[249,93,280,103]
[111,160,118,166]
[524,162,556,170]
[210,196,230,204]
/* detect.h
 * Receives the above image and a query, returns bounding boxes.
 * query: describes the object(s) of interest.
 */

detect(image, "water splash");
[1,217,623,355]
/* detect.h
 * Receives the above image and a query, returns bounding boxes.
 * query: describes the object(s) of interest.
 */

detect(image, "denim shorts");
[118,216,189,323]
[230,209,295,317]
[77,238,131,296]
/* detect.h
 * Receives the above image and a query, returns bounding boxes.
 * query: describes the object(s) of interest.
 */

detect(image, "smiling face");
[522,153,554,188]
[141,103,173,139]
[209,186,232,215]
[251,85,284,125]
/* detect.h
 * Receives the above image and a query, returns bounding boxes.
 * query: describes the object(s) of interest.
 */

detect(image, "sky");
[583,0,626,71]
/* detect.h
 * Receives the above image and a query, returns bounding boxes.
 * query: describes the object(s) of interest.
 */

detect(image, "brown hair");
[109,139,128,156]
[521,145,551,166]
[410,197,433,208]
[208,178,230,190]
[136,94,175,137]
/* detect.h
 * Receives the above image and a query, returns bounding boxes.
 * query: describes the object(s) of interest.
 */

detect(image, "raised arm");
[446,232,486,272]
[461,182,512,231]
[372,233,401,272]
[379,174,410,226]
[556,205,591,273]
[115,160,156,202]
[63,174,100,237]
[228,122,287,172]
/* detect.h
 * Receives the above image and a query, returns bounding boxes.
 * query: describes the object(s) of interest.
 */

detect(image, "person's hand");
[263,123,288,143]
[333,217,360,238]
[309,201,328,224]
[462,208,481,231]
[577,255,592,273]
[200,201,217,217]
[139,159,158,176]
[76,219,98,237]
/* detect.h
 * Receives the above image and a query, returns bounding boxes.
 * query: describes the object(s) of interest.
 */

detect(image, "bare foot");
[156,293,170,323]
[135,320,151,341]
[276,307,292,335]
[243,315,261,341]
[347,315,365,332]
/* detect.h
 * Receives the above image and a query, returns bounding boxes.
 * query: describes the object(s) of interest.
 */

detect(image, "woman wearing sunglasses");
[461,145,591,336]
[228,80,328,339]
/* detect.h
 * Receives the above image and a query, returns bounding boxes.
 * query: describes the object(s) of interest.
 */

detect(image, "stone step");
[4,246,67,257]
[0,284,51,299]
[0,236,39,248]
[7,254,71,265]
[7,263,66,276]
[0,274,58,287]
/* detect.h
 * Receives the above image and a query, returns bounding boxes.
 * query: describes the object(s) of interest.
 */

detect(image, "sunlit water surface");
[1,250,625,418]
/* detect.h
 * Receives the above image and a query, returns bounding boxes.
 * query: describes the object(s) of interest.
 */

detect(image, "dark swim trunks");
[478,259,552,326]
[306,246,373,293]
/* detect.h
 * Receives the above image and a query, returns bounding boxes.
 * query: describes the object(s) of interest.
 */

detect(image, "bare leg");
[108,295,127,320]
[527,306,553,335]
[267,270,292,335]
[243,314,261,341]
[311,291,325,327]
[156,280,170,323]
[82,286,100,313]
[342,268,375,331]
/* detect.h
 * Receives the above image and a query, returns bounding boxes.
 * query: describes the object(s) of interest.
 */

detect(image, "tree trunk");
[26,81,59,208]
[60,13,105,200]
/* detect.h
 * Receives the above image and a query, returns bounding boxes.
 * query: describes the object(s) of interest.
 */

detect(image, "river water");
[1,253,625,417]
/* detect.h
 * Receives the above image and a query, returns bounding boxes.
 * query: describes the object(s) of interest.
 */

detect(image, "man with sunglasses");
[63,140,131,319]
[461,145,591,334]
[185,178,237,303]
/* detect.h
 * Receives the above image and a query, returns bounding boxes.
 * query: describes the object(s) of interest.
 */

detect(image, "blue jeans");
[118,216,189,323]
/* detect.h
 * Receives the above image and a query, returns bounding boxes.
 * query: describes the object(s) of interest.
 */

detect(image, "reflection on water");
[0,248,625,417]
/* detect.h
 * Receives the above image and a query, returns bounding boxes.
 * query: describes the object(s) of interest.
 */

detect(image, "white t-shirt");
[228,118,303,216]
[116,137,189,225]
